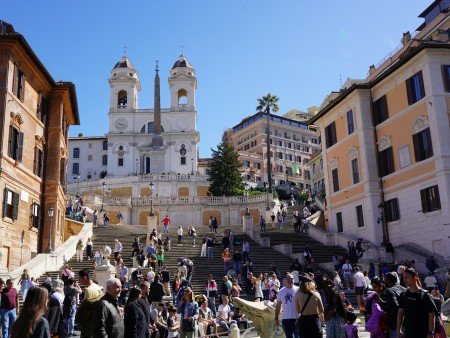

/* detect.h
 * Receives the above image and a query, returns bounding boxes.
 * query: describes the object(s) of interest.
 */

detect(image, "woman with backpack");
[364,277,387,338]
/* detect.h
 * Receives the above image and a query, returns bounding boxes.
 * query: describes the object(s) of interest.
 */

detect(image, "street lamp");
[47,206,54,253]
[191,158,194,175]
[378,202,391,246]
[100,182,106,212]
[149,182,154,216]
[74,175,80,198]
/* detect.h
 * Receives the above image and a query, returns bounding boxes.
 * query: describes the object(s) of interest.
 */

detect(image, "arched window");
[178,89,187,106]
[102,140,108,150]
[118,90,127,108]
[73,147,80,158]
[180,144,186,165]
[140,122,165,133]
[72,163,79,175]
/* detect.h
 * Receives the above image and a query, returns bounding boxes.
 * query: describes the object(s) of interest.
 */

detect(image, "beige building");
[310,1,450,259]
[0,21,79,271]
[225,110,320,189]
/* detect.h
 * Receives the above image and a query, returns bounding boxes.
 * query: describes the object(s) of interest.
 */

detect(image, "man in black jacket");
[93,278,124,338]
[137,281,154,338]
[148,274,164,309]
[382,272,406,338]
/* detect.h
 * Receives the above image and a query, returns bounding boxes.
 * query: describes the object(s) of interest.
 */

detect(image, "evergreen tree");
[208,140,243,196]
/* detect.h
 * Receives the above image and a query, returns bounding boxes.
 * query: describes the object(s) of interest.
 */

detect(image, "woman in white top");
[269,273,281,301]
[261,273,270,300]
[333,271,342,292]
[251,273,264,301]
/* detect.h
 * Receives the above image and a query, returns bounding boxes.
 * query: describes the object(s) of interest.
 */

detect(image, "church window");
[117,90,127,108]
[180,144,187,165]
[118,158,124,166]
[102,155,108,166]
[178,89,188,106]
[73,148,80,159]
[102,141,108,150]
[72,163,79,175]
[181,157,186,165]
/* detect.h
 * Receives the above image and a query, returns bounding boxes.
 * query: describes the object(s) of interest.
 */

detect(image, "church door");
[145,156,151,174]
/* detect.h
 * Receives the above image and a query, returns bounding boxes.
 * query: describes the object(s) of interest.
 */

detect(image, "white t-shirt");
[177,228,183,236]
[276,286,299,319]
[354,272,365,287]
[424,276,437,288]
[218,304,230,321]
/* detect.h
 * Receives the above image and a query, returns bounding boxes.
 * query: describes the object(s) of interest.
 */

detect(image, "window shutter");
[39,150,44,178]
[8,125,13,158]
[36,205,41,229]
[406,78,413,105]
[33,147,38,174]
[12,64,18,94]
[420,188,427,212]
[425,128,433,158]
[2,188,7,217]
[442,66,450,92]
[17,132,24,162]
[387,148,394,174]
[12,192,19,220]
[434,186,441,210]
[418,71,425,99]
[37,92,42,120]
[412,133,420,162]
[19,73,26,101]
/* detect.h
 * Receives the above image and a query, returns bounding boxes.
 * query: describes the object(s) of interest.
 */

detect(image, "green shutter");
[37,92,42,120]
[8,125,13,158]
[418,71,425,99]
[412,132,420,162]
[2,188,7,217]
[12,64,18,95]
[19,73,26,101]
[12,192,19,220]
[17,132,24,162]
[406,78,413,105]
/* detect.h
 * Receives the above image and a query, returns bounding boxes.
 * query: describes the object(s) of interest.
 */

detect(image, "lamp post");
[191,158,194,175]
[378,203,391,246]
[149,182,154,216]
[47,206,54,253]
[100,181,106,212]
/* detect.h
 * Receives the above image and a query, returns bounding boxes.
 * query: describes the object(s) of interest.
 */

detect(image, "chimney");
[369,65,376,75]
[401,31,411,46]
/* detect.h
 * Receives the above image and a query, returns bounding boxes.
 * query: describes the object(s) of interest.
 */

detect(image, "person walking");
[18,269,30,301]
[205,275,218,316]
[206,236,214,260]
[177,288,199,338]
[11,286,50,338]
[161,215,171,234]
[294,274,324,338]
[1,279,19,338]
[397,268,437,338]
[136,281,152,338]
[149,275,165,309]
[222,248,232,274]
[117,211,124,225]
[63,278,82,336]
[382,272,406,338]
[324,292,346,338]
[103,212,110,227]
[113,239,123,260]
[86,238,93,261]
[92,210,98,227]
[274,273,299,338]
[364,277,386,338]
[177,226,184,246]
[76,239,84,262]
[131,236,140,257]
[342,260,353,290]
[233,249,242,276]
[124,288,147,338]
[353,267,365,310]
[259,215,267,233]
[93,278,124,338]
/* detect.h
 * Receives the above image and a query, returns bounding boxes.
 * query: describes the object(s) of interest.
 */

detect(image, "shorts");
[355,286,364,295]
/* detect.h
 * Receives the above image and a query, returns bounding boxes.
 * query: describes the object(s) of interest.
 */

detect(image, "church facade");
[68,54,200,183]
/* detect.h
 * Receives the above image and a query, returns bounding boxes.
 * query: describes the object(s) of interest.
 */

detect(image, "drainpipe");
[368,90,391,247]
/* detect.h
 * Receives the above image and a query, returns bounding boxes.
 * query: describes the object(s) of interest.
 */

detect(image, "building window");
[30,203,40,228]
[356,205,364,227]
[347,110,355,134]
[12,64,26,101]
[118,158,124,166]
[413,127,433,162]
[103,140,108,150]
[304,170,310,180]
[277,165,284,173]
[406,71,425,105]
[336,212,343,233]
[88,143,92,149]
[372,95,388,125]
[255,162,261,170]
[442,65,450,92]
[325,122,337,148]
[37,93,48,124]
[8,126,24,162]
[181,157,186,165]
[351,158,359,184]
[378,147,395,177]
[332,168,340,192]
[33,147,44,178]
[88,155,93,161]
[72,163,79,175]
[420,185,441,213]
[385,198,400,222]
[2,189,19,220]
[311,138,318,144]
[118,90,127,108]
[73,148,80,159]
[102,155,108,166]
[244,160,250,168]
[296,156,301,163]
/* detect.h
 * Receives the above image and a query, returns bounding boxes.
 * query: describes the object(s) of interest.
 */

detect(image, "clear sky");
[3,1,428,157]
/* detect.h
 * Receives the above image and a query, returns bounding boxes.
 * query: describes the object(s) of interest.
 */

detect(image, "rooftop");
[232,111,309,133]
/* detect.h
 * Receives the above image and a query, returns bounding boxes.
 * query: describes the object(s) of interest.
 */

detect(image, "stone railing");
[90,194,271,207]
[138,173,209,183]
[0,222,93,287]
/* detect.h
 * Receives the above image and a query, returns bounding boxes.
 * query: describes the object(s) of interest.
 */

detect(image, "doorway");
[145,156,151,174]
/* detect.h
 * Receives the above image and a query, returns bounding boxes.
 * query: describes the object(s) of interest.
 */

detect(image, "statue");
[96,245,113,270]
[0,247,8,273]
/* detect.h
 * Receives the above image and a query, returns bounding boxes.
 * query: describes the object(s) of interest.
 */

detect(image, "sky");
[3,1,428,157]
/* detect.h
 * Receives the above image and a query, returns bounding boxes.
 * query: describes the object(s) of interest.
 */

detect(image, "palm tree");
[256,93,279,193]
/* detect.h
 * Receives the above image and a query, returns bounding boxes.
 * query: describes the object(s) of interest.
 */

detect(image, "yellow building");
[310,1,450,259]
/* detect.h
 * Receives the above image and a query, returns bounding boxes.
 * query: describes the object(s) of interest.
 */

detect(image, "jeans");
[262,289,269,300]
[282,318,300,338]
[243,252,249,262]
[208,297,216,316]
[1,308,17,338]
[207,247,213,260]
[163,226,169,234]
[65,304,77,334]
[234,261,241,274]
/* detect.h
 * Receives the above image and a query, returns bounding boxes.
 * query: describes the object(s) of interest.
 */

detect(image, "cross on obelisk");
[180,44,184,55]
[123,45,127,55]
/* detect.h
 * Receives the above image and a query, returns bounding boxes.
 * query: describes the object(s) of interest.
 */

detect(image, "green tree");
[256,93,279,192]
[208,140,243,196]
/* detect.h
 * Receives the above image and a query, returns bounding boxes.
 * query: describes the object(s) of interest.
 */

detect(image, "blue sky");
[3,1,427,157]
